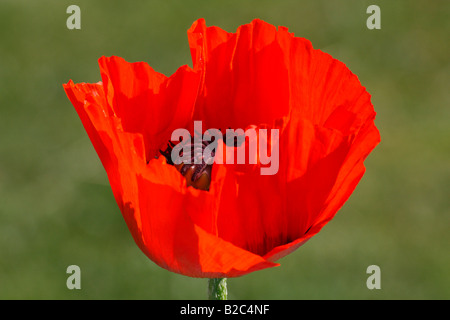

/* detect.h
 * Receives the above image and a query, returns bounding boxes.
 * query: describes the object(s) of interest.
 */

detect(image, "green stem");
[208,278,227,300]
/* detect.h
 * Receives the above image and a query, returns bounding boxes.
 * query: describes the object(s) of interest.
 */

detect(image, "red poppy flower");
[63,18,380,278]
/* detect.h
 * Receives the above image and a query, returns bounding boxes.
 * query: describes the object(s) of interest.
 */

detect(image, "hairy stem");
[208,278,227,300]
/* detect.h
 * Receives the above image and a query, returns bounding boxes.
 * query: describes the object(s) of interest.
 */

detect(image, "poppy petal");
[188,18,291,131]
[263,120,379,262]
[64,77,279,278]
[133,164,278,278]
[98,56,201,161]
[63,80,117,177]
[191,20,380,262]
[288,36,376,135]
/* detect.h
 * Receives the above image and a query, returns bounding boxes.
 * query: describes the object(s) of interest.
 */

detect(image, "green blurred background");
[0,0,448,299]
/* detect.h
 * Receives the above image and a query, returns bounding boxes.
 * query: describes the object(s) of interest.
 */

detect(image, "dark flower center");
[160,138,214,191]
[159,130,244,191]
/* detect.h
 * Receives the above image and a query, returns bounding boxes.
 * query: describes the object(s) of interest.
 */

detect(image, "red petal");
[262,114,378,262]
[63,80,116,177]
[207,127,286,257]
[188,19,292,130]
[65,80,278,278]
[288,36,376,135]
[192,19,380,261]
[131,163,278,278]
[98,56,201,161]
